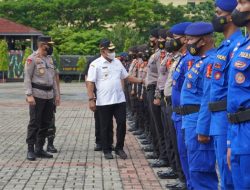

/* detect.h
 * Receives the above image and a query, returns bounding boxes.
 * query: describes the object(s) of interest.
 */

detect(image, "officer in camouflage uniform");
[24,36,60,161]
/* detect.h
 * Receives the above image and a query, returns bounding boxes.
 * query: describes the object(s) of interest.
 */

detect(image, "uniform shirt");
[24,51,58,99]
[146,49,161,87]
[181,48,216,129]
[227,36,250,154]
[164,52,182,97]
[171,52,198,121]
[209,30,244,136]
[154,51,172,98]
[87,56,129,106]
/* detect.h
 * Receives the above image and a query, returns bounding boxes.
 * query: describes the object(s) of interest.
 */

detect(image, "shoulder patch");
[26,58,32,65]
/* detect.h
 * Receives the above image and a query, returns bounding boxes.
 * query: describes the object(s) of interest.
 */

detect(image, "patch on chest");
[234,61,246,69]
[214,63,222,69]
[214,72,221,80]
[235,72,245,84]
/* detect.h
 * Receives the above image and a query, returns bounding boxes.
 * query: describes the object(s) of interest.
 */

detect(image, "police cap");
[215,0,238,12]
[99,38,116,50]
[38,36,54,44]
[185,22,214,36]
[170,22,192,35]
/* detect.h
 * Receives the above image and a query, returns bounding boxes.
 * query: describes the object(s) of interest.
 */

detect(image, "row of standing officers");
[121,0,250,189]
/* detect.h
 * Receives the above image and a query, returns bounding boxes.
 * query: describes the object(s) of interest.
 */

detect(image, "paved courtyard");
[0,83,176,190]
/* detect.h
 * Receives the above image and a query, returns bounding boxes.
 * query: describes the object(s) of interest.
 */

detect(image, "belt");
[32,83,53,91]
[178,105,200,115]
[147,84,156,91]
[173,106,182,114]
[209,100,227,112]
[228,108,250,124]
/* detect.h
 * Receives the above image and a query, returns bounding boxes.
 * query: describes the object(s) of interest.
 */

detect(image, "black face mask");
[187,39,202,56]
[212,15,228,32]
[232,9,250,27]
[158,41,166,49]
[137,52,143,58]
[46,45,53,55]
[142,51,150,61]
[165,38,182,53]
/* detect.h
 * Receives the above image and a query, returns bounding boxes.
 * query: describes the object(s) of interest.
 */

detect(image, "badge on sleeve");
[206,64,212,78]
[187,82,192,89]
[26,58,32,65]
[188,73,192,79]
[235,72,245,84]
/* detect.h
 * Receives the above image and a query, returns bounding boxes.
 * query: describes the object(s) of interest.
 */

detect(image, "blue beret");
[215,0,237,12]
[170,22,192,35]
[185,22,214,36]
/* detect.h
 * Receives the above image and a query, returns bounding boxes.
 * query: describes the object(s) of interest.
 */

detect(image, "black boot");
[47,137,58,153]
[35,143,53,158]
[27,144,36,161]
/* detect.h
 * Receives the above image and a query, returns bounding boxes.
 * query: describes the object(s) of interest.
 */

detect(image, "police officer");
[180,22,218,189]
[196,1,242,189]
[160,22,194,190]
[24,36,59,161]
[146,29,169,167]
[227,1,250,188]
[46,58,60,153]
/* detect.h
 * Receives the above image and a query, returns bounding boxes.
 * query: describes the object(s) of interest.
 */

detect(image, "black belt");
[173,106,182,114]
[228,108,250,124]
[209,100,227,112]
[178,105,200,115]
[147,84,156,91]
[32,83,53,91]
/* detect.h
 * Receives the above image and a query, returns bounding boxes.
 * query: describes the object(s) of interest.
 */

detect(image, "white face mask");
[107,52,116,60]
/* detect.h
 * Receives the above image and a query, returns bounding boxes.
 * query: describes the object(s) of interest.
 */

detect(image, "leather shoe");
[35,149,53,158]
[27,151,36,161]
[133,129,144,136]
[104,152,113,159]
[115,149,128,159]
[150,159,168,167]
[140,140,151,145]
[137,134,147,139]
[47,144,58,153]
[142,145,154,152]
[157,169,178,179]
[166,179,187,190]
[94,144,102,151]
[145,152,158,159]
[128,126,137,132]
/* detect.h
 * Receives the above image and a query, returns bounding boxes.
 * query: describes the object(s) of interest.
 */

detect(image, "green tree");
[0,40,9,81]
[22,47,32,66]
[76,56,86,82]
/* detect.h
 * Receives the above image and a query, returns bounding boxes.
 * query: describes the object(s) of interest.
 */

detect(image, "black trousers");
[162,99,185,182]
[147,87,168,160]
[94,109,114,146]
[47,102,56,139]
[26,97,54,146]
[97,102,126,153]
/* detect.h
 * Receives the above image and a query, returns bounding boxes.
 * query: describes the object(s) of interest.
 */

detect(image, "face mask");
[165,38,182,53]
[212,15,228,32]
[158,41,166,49]
[137,52,143,58]
[107,52,116,60]
[46,45,53,55]
[187,39,202,56]
[232,9,250,27]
